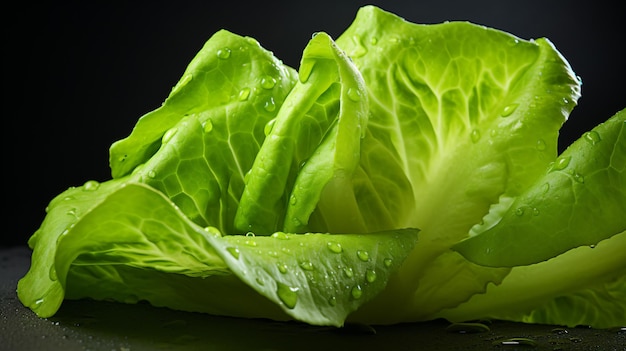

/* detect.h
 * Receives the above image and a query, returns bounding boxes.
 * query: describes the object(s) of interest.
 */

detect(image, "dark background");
[4,1,624,247]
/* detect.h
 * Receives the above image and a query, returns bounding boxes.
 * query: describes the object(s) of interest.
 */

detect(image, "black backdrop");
[5,0,624,247]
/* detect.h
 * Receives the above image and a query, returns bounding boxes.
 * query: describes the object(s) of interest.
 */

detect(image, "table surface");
[2,246,624,351]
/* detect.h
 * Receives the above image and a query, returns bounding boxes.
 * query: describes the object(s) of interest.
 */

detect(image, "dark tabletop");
[1,246,623,351]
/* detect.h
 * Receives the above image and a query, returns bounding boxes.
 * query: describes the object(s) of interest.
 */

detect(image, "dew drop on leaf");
[584,131,601,145]
[347,87,361,102]
[550,156,571,171]
[260,76,276,89]
[271,232,289,240]
[500,103,519,117]
[203,120,213,133]
[470,129,481,143]
[216,47,231,59]
[299,261,314,271]
[277,262,288,274]
[276,282,299,309]
[328,295,337,306]
[366,269,377,283]
[264,97,276,112]
[83,180,100,191]
[357,250,370,262]
[573,172,585,183]
[238,87,251,101]
[351,285,363,299]
[48,266,58,281]
[383,258,393,267]
[343,267,354,278]
[327,241,343,253]
[226,247,240,259]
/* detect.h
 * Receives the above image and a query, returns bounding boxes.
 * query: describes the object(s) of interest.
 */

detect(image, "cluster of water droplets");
[222,232,394,310]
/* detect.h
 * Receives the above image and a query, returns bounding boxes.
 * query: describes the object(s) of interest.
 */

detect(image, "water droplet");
[276,282,299,309]
[351,285,363,299]
[289,195,297,205]
[492,337,537,347]
[328,296,337,306]
[34,298,45,306]
[299,261,314,271]
[245,232,255,237]
[541,183,550,194]
[515,207,525,216]
[256,278,265,286]
[501,103,519,117]
[147,170,157,178]
[261,76,276,89]
[357,250,370,262]
[550,156,571,171]
[49,266,58,281]
[277,262,288,274]
[327,241,343,253]
[83,180,100,191]
[238,87,251,101]
[584,131,601,145]
[573,172,585,183]
[66,208,77,217]
[347,87,361,102]
[536,139,546,151]
[264,97,276,112]
[217,47,231,59]
[163,127,178,143]
[551,327,569,335]
[226,247,240,259]
[446,322,490,334]
[383,258,392,267]
[264,118,276,136]
[532,207,540,216]
[272,232,289,240]
[370,37,378,45]
[244,240,257,247]
[470,129,481,143]
[343,267,354,278]
[203,119,213,133]
[366,269,377,283]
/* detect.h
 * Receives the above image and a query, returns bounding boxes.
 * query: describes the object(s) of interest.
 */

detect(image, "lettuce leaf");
[17,5,625,329]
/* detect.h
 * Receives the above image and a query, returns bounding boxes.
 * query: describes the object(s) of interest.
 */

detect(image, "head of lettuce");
[18,5,625,328]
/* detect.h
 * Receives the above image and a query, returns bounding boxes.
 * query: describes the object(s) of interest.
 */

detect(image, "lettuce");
[18,6,625,329]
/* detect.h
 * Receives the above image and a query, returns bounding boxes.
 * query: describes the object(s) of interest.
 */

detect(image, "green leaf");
[453,108,626,267]
[336,5,581,246]
[109,30,297,179]
[438,230,626,328]
[234,32,369,234]
[20,182,419,327]
[331,5,582,322]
